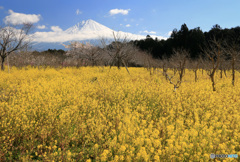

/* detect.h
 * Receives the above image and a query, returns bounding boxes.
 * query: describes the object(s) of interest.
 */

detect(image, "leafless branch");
[0,23,33,71]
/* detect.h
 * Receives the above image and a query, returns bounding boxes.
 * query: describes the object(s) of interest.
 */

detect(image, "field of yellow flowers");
[0,66,240,161]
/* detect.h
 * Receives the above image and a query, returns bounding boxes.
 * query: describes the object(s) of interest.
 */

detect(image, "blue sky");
[1,0,240,39]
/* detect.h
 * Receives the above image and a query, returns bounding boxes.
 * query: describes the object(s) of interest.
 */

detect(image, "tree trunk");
[91,58,95,66]
[179,63,185,82]
[174,68,177,75]
[210,73,216,91]
[162,64,167,76]
[117,57,121,69]
[232,60,235,86]
[220,68,223,78]
[179,68,184,82]
[194,70,198,82]
[224,69,227,77]
[1,56,5,71]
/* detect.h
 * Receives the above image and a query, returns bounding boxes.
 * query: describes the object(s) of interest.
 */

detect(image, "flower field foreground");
[0,66,240,161]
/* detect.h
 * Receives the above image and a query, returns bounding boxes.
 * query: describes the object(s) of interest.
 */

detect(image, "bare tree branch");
[0,23,33,71]
[101,31,137,74]
[202,37,224,91]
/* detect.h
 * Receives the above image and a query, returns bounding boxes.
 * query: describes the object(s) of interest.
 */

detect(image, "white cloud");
[168,31,172,36]
[51,26,63,32]
[76,9,82,15]
[126,24,131,27]
[37,25,46,29]
[142,30,157,34]
[109,9,130,16]
[4,10,41,25]
[32,29,167,43]
[0,6,4,10]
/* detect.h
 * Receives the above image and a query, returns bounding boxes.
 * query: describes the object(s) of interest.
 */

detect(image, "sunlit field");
[0,66,240,161]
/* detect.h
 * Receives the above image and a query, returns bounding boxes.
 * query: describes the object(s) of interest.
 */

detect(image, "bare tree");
[158,57,170,80]
[203,38,224,91]
[0,23,33,71]
[170,48,189,83]
[226,43,240,86]
[165,72,181,92]
[86,46,102,66]
[191,60,200,82]
[63,41,102,66]
[142,51,159,75]
[101,32,136,74]
[163,49,189,92]
[132,50,153,67]
[161,57,169,77]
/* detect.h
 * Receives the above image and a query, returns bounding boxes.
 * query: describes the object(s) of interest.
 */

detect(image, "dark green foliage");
[32,49,66,59]
[133,24,240,60]
[46,49,66,55]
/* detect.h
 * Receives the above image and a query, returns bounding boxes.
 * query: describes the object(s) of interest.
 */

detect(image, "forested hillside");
[133,24,240,59]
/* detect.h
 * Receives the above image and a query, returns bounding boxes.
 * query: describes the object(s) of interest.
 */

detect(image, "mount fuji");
[65,19,113,34]
[31,19,165,51]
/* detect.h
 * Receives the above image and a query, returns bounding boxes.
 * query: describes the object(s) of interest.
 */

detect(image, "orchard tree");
[203,38,224,91]
[63,41,102,66]
[102,32,136,74]
[170,48,189,82]
[0,23,33,71]
[164,49,189,92]
[226,42,240,86]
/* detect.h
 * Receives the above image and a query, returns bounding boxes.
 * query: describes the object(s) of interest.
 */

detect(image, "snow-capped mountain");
[65,19,113,34]
[31,19,165,50]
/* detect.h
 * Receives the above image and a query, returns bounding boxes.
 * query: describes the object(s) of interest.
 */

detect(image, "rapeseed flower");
[0,67,240,161]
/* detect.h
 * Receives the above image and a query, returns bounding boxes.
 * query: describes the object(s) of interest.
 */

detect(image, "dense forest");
[132,24,240,59]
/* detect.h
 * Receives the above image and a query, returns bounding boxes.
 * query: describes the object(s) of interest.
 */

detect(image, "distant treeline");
[132,24,240,59]
[32,49,66,55]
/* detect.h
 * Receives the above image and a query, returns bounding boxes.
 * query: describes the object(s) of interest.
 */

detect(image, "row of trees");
[1,23,240,70]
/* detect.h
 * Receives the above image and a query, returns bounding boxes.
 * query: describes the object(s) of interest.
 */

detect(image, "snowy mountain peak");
[65,21,84,34]
[65,19,113,34]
